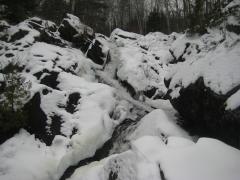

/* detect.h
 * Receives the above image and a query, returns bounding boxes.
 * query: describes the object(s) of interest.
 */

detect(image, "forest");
[0,0,232,34]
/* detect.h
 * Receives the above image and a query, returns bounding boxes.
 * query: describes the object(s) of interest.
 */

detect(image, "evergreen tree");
[0,63,31,133]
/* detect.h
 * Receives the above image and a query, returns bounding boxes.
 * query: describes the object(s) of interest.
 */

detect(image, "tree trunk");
[70,0,76,14]
[164,0,171,34]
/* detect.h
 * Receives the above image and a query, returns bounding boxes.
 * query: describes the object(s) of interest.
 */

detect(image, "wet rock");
[59,19,78,42]
[40,71,59,90]
[0,21,9,41]
[144,87,158,99]
[59,14,94,42]
[42,88,51,95]
[25,92,64,145]
[49,114,63,138]
[9,29,29,42]
[86,40,106,65]
[168,77,240,148]
[25,93,50,145]
[226,24,240,34]
[72,33,92,51]
[26,17,58,34]
[38,30,67,47]
[0,21,10,32]
[119,80,137,98]
[169,42,190,64]
[5,53,14,58]
[66,92,81,114]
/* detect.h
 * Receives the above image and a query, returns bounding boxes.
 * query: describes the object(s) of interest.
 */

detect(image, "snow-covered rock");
[66,135,240,180]
[59,13,94,43]
[224,0,240,34]
[107,29,178,100]
[129,109,190,141]
[165,28,240,147]
[58,14,109,66]
[84,33,110,65]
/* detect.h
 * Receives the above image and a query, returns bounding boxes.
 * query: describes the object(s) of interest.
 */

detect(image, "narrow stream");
[60,118,141,180]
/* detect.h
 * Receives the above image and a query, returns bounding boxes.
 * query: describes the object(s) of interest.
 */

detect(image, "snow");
[145,98,173,110]
[224,0,240,12]
[57,72,107,94]
[51,73,118,178]
[226,89,240,110]
[0,20,9,27]
[129,109,190,141]
[116,46,167,92]
[108,28,176,97]
[132,136,240,180]
[95,33,110,55]
[0,130,56,180]
[167,31,240,98]
[110,28,142,46]
[137,32,180,64]
[7,21,40,44]
[66,135,240,180]
[166,136,195,147]
[158,138,240,180]
[227,15,239,26]
[23,42,95,77]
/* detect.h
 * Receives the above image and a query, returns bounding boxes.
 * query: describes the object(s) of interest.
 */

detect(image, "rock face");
[85,38,107,65]
[164,1,240,148]
[59,14,108,65]
[165,23,240,147]
[24,93,52,145]
[0,17,67,48]
[224,0,240,35]
[59,14,94,43]
[167,77,240,147]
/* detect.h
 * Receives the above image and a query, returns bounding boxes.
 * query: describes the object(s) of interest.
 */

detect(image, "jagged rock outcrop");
[58,14,108,65]
[165,14,240,147]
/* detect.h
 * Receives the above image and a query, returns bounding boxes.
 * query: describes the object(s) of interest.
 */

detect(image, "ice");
[226,89,240,110]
